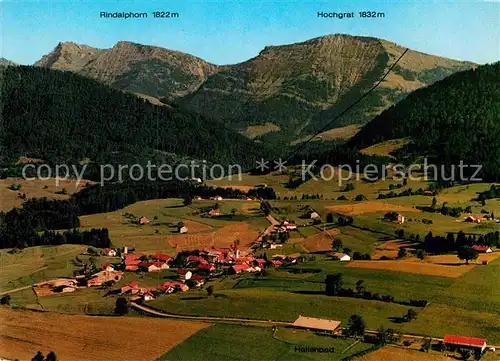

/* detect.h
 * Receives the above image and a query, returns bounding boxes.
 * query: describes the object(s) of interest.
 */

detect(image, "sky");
[1,0,499,65]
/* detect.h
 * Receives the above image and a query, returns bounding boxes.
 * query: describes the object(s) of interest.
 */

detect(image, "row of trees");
[325,274,427,307]
[423,230,500,254]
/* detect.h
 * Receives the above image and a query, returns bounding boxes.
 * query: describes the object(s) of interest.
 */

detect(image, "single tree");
[326,213,334,223]
[404,309,418,322]
[0,294,11,305]
[46,351,57,361]
[183,195,192,206]
[206,285,214,297]
[397,247,407,259]
[416,249,426,261]
[343,247,352,255]
[457,246,478,264]
[325,273,343,296]
[115,297,129,315]
[332,238,343,251]
[31,352,44,361]
[355,280,365,295]
[431,197,438,209]
[345,314,366,337]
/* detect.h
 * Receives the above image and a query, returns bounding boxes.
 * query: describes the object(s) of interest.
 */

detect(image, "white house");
[180,226,188,234]
[191,177,202,183]
[213,196,223,201]
[332,252,351,262]
[310,212,321,220]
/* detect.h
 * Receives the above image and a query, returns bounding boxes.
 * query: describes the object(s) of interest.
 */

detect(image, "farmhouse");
[282,220,297,230]
[139,216,151,225]
[228,264,251,274]
[310,212,321,220]
[87,270,124,286]
[138,261,169,272]
[120,280,139,294]
[271,260,282,267]
[384,212,405,224]
[472,245,492,253]
[208,209,221,217]
[103,248,117,257]
[124,254,141,271]
[103,263,115,272]
[190,275,206,287]
[253,258,267,268]
[151,253,173,263]
[464,216,482,223]
[331,253,351,262]
[186,255,208,264]
[443,335,487,352]
[269,243,283,249]
[197,263,216,272]
[292,316,341,334]
[177,269,193,281]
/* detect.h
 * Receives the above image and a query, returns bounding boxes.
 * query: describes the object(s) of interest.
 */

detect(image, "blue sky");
[2,0,499,65]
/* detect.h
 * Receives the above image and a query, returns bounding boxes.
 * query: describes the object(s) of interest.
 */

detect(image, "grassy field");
[0,177,92,211]
[79,198,268,252]
[358,345,453,361]
[0,245,87,292]
[0,307,210,361]
[161,323,372,361]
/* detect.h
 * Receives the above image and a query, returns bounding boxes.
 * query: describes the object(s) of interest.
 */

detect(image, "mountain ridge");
[34,35,476,143]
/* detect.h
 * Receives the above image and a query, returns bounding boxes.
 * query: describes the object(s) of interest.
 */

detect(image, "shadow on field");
[291,290,324,295]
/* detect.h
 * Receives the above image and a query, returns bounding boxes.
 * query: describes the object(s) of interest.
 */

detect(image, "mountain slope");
[0,66,269,169]
[35,41,219,99]
[349,62,500,180]
[179,34,474,142]
[0,58,17,67]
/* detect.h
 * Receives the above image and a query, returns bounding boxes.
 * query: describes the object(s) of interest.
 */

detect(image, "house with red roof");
[124,254,141,271]
[208,209,221,217]
[120,280,139,294]
[472,245,493,253]
[228,264,251,274]
[177,269,193,281]
[271,260,282,267]
[138,261,169,272]
[253,258,267,268]
[102,263,115,272]
[152,253,173,263]
[103,248,117,257]
[197,263,216,272]
[190,275,206,287]
[186,255,208,264]
[139,216,151,225]
[236,256,255,264]
[282,220,297,230]
[443,335,487,352]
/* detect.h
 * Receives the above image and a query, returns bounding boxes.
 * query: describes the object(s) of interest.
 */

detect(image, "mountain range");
[34,35,475,144]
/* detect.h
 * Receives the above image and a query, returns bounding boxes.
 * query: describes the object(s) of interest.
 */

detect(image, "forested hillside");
[349,62,500,180]
[0,66,270,168]
[179,35,473,143]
